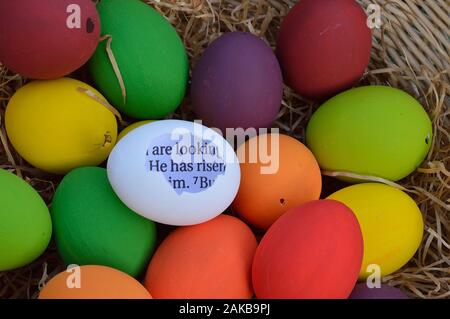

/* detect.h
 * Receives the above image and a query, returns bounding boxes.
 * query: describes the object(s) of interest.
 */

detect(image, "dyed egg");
[277,0,372,99]
[0,169,52,271]
[0,0,100,79]
[51,167,157,277]
[252,200,363,299]
[39,265,151,299]
[107,120,240,226]
[349,283,409,299]
[306,86,432,182]
[89,0,189,119]
[328,183,424,279]
[191,32,283,132]
[145,215,257,298]
[5,78,117,174]
[232,134,321,229]
[118,120,154,141]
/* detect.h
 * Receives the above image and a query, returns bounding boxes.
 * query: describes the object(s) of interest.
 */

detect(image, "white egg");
[107,120,241,226]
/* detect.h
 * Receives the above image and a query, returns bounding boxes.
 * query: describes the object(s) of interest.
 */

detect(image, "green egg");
[89,0,189,119]
[0,169,52,271]
[51,167,157,277]
[306,86,432,182]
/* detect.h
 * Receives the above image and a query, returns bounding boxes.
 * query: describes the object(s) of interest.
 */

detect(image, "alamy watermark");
[366,4,382,29]
[66,264,81,289]
[65,3,382,30]
[63,263,384,290]
[365,264,382,288]
[66,4,82,29]
[159,120,280,175]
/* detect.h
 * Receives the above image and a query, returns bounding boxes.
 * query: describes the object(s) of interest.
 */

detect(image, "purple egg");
[349,283,409,299]
[191,32,283,132]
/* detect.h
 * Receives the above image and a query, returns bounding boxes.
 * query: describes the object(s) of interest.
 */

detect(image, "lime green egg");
[0,169,52,271]
[306,86,432,182]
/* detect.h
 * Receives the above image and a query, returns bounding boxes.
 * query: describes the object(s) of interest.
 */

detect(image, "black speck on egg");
[86,18,95,33]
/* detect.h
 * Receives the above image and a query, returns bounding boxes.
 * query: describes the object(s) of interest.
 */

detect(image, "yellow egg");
[118,120,154,141]
[328,183,423,280]
[5,78,117,174]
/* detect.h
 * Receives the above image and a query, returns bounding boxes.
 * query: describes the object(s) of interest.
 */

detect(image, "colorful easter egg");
[349,283,409,299]
[89,0,189,119]
[328,183,424,279]
[191,32,283,132]
[0,0,100,79]
[277,0,372,99]
[233,134,321,229]
[107,120,240,226]
[39,265,151,299]
[51,167,157,277]
[145,215,257,298]
[306,86,432,182]
[252,200,363,298]
[0,169,52,271]
[5,78,117,174]
[118,120,154,141]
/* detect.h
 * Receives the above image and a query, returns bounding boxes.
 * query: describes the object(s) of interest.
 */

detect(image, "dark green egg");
[89,0,189,119]
[51,167,157,277]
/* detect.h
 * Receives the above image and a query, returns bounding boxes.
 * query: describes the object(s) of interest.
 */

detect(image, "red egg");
[252,200,363,299]
[145,215,257,299]
[276,0,372,99]
[0,0,100,79]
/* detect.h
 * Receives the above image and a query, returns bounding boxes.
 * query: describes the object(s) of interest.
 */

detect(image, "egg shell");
[276,0,372,99]
[252,200,363,299]
[107,120,240,226]
[145,214,257,298]
[328,183,424,279]
[191,32,283,132]
[349,283,409,299]
[89,0,189,119]
[306,86,432,182]
[0,169,52,271]
[51,167,157,277]
[5,78,117,174]
[39,265,151,299]
[118,120,154,141]
[0,0,100,79]
[232,134,321,230]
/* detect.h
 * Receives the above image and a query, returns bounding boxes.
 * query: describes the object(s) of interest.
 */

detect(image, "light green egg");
[306,86,432,182]
[0,169,52,271]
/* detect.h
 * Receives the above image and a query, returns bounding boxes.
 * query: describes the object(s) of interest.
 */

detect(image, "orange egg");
[233,134,322,229]
[145,214,257,299]
[39,265,151,299]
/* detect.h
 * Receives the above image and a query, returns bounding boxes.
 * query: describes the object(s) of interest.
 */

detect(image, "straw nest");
[0,0,448,299]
